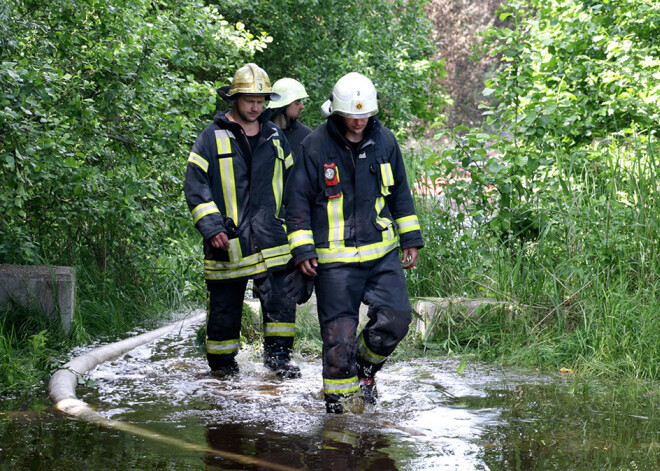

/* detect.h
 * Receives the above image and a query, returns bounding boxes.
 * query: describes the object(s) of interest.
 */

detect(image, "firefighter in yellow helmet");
[267,78,312,155]
[284,72,423,413]
[185,63,301,379]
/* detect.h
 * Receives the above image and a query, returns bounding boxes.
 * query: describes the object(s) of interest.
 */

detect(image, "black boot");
[210,358,239,379]
[264,352,301,379]
[324,393,345,414]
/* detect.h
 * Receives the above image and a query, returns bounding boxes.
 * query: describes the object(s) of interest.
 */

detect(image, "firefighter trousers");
[205,269,296,371]
[315,249,412,399]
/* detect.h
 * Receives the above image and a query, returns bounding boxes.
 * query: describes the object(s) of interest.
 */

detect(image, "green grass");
[408,137,660,385]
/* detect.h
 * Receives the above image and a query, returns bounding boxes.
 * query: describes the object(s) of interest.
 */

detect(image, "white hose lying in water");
[47,311,301,471]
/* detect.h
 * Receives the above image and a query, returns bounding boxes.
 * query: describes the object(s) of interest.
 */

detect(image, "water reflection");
[3,317,660,470]
[204,421,397,470]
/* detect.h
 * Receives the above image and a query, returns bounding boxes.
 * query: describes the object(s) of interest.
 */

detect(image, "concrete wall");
[0,264,75,334]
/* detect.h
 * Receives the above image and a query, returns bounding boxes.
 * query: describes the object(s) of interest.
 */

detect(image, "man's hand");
[402,247,418,269]
[209,232,230,251]
[298,258,318,277]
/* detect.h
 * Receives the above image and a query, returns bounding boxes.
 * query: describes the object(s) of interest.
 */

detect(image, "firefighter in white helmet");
[267,78,312,155]
[284,72,424,413]
[185,63,301,379]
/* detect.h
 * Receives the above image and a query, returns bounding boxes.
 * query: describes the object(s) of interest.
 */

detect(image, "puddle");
[2,318,660,470]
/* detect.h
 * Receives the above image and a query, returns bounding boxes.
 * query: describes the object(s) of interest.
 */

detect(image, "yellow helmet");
[267,78,309,109]
[226,63,280,99]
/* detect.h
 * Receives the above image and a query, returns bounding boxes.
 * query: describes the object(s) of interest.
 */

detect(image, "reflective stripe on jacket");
[185,110,294,282]
[283,116,423,267]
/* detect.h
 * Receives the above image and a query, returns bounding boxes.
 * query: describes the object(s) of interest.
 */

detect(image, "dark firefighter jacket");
[185,110,294,283]
[283,116,424,268]
[283,119,312,156]
[269,108,312,156]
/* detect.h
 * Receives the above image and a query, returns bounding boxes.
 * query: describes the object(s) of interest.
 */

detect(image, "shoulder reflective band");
[215,129,235,154]
[395,215,421,234]
[191,201,220,224]
[188,152,209,172]
[264,322,296,337]
[288,230,315,250]
[206,338,240,355]
[323,376,359,395]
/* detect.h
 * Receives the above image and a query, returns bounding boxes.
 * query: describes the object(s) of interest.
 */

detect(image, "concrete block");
[412,297,502,339]
[0,264,75,334]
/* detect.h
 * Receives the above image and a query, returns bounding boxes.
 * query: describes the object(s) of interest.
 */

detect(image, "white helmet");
[322,72,378,119]
[267,78,308,109]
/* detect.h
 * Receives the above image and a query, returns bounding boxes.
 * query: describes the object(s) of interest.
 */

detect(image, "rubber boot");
[325,393,344,414]
[264,350,301,379]
[209,357,239,379]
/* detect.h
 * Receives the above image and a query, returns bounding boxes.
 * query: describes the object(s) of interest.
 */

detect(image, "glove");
[284,266,315,304]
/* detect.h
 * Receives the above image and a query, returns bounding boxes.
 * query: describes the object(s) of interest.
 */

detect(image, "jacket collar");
[326,115,380,149]
[213,109,273,139]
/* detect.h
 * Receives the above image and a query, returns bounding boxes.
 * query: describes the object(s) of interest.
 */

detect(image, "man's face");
[234,95,266,123]
[285,99,305,120]
[343,117,369,135]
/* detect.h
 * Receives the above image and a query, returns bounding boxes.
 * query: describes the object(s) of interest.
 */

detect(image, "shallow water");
[2,318,660,470]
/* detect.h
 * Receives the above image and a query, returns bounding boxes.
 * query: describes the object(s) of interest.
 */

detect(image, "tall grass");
[0,236,204,398]
[409,138,660,382]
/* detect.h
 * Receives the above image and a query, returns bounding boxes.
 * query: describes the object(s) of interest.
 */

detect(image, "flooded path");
[3,315,660,470]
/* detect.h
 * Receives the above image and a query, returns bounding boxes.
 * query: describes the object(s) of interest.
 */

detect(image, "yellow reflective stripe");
[374,196,391,229]
[284,153,294,169]
[262,244,291,269]
[218,154,239,223]
[323,376,359,395]
[191,202,220,224]
[188,152,209,172]
[264,253,291,269]
[264,322,296,337]
[326,168,344,248]
[205,252,263,270]
[215,129,234,154]
[380,163,394,186]
[207,339,240,354]
[205,262,268,280]
[272,140,285,218]
[358,334,387,364]
[228,238,242,263]
[288,230,315,249]
[261,244,290,258]
[317,237,398,264]
[395,215,421,234]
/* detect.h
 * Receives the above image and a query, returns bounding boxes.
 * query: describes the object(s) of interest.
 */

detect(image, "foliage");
[0,305,64,395]
[0,0,266,270]
[219,0,450,133]
[0,0,266,395]
[411,0,660,382]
